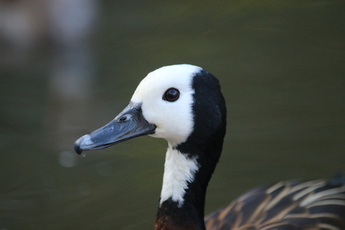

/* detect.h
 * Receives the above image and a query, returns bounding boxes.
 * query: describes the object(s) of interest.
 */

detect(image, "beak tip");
[74,142,83,155]
[74,134,91,155]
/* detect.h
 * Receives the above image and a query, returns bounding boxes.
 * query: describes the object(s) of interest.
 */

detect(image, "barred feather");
[205,174,345,230]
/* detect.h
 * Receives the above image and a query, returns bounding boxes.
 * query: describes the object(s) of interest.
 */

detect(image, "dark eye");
[163,88,180,102]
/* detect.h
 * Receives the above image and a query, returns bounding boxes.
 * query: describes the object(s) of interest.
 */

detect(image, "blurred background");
[0,0,344,229]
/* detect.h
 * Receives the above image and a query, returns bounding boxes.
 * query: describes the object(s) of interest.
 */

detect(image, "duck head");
[74,64,226,154]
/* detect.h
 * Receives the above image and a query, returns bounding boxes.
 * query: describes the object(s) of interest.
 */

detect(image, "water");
[1,1,345,229]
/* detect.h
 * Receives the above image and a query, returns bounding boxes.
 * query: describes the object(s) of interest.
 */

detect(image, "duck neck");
[154,138,223,230]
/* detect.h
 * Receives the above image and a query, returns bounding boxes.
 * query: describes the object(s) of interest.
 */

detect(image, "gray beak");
[74,103,156,155]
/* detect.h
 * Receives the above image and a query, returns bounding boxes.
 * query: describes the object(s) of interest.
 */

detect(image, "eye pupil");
[163,88,180,102]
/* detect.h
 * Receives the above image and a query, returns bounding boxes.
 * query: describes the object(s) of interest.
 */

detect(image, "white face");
[131,64,202,147]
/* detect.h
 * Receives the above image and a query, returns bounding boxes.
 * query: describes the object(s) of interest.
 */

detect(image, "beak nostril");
[118,114,131,123]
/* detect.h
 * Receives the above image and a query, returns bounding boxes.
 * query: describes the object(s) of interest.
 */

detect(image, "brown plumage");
[205,174,345,230]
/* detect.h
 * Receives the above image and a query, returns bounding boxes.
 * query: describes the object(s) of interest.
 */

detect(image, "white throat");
[160,146,199,207]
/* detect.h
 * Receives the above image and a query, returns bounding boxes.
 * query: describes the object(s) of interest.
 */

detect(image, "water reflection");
[0,1,344,230]
[58,151,77,168]
[1,0,100,229]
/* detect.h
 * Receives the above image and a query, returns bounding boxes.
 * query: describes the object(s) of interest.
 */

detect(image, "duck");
[74,64,345,230]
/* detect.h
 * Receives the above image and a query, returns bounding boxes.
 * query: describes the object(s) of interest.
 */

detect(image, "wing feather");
[205,174,345,230]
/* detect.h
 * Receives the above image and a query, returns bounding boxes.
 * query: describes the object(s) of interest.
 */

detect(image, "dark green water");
[1,1,345,229]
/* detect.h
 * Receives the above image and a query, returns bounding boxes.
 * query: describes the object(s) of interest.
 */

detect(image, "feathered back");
[205,173,345,230]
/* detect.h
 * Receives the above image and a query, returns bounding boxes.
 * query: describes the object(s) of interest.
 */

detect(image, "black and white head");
[74,64,226,221]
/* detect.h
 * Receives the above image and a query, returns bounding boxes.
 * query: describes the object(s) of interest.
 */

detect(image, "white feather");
[160,146,199,207]
[130,64,203,207]
[131,64,201,146]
